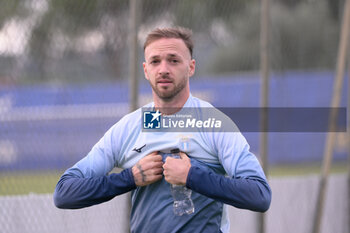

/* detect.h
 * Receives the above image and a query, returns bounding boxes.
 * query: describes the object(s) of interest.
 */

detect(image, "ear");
[143,62,149,80]
[188,59,196,77]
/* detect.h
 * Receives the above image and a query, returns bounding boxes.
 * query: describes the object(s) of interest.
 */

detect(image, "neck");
[153,91,190,115]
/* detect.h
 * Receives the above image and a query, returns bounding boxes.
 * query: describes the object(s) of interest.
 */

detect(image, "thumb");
[179,151,189,160]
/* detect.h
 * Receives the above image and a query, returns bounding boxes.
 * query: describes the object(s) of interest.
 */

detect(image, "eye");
[150,60,159,65]
[170,59,179,64]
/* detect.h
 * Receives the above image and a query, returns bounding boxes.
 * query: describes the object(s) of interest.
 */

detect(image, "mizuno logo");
[133,144,146,153]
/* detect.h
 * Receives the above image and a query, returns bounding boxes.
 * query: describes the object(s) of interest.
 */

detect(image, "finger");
[153,161,164,168]
[144,151,157,159]
[149,151,160,156]
[163,167,168,175]
[153,167,164,175]
[141,153,161,164]
[164,175,169,183]
[179,152,189,160]
[139,155,151,163]
[152,154,163,161]
[140,161,158,171]
[165,156,175,163]
[145,165,163,174]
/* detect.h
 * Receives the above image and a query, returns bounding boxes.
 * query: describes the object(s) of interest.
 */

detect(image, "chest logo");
[133,144,146,153]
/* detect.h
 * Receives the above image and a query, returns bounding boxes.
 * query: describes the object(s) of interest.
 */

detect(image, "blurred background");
[0,0,349,233]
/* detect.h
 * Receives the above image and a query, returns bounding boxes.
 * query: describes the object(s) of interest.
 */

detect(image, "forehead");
[144,38,190,59]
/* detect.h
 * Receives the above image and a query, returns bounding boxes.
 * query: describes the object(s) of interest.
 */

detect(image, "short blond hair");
[143,27,194,57]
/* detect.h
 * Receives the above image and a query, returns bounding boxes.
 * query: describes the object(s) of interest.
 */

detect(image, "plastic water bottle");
[169,148,194,216]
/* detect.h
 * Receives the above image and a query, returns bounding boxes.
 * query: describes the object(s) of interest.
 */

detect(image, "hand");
[132,151,163,186]
[163,152,191,185]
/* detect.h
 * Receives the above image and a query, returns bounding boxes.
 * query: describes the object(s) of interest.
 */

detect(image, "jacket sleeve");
[186,165,271,212]
[54,168,136,209]
[193,130,271,212]
[53,119,136,209]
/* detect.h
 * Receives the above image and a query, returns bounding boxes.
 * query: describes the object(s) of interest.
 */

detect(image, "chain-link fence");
[0,0,343,84]
[0,0,349,232]
[0,175,348,233]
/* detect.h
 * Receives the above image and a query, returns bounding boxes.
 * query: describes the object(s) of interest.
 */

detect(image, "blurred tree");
[278,0,304,8]
[270,1,339,70]
[207,0,339,74]
[327,0,344,21]
[0,0,342,83]
[27,0,129,82]
[0,0,26,28]
[173,0,251,31]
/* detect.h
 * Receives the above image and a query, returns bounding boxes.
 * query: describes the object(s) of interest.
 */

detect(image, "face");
[143,38,195,101]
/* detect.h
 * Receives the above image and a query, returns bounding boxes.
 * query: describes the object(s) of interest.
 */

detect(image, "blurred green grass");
[0,171,63,196]
[268,162,347,177]
[0,163,348,196]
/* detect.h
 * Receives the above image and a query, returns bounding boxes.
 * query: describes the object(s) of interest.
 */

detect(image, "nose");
[158,61,169,76]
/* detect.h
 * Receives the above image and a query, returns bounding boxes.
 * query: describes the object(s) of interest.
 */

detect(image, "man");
[54,27,271,233]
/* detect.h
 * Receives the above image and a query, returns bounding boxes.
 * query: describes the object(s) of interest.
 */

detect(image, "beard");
[150,75,187,102]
